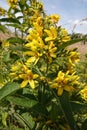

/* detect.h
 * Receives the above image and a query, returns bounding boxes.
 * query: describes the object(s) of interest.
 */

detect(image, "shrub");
[0,0,87,130]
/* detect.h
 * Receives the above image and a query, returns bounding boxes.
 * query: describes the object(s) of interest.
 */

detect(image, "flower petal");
[21,80,29,88]
[29,80,35,89]
[58,87,63,96]
[64,85,71,92]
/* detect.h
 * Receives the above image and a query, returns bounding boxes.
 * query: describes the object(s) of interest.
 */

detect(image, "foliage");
[76,55,87,83]
[0,0,87,130]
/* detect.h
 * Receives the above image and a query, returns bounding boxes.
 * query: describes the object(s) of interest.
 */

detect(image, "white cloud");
[50,5,56,9]
[80,21,87,25]
[66,19,80,25]
[63,19,87,34]
[73,20,79,24]
[72,20,87,34]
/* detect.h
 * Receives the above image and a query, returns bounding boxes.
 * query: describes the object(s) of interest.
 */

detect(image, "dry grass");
[0,31,15,41]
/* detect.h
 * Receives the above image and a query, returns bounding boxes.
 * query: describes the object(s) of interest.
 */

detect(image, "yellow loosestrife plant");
[0,0,87,130]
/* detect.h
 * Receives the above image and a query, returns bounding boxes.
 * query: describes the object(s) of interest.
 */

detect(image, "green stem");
[51,90,78,130]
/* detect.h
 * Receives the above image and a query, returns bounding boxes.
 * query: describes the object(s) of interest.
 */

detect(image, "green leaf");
[10,45,27,52]
[7,37,25,44]
[17,16,23,19]
[22,112,35,129]
[0,18,20,24]
[19,0,26,6]
[8,125,24,130]
[0,24,7,33]
[3,51,10,62]
[18,0,27,12]
[58,38,87,50]
[81,119,87,130]
[31,103,48,117]
[14,113,32,130]
[58,91,78,130]
[7,96,38,108]
[49,101,63,121]
[71,101,87,112]
[6,23,22,30]
[1,112,8,126]
[0,82,20,100]
[0,74,4,83]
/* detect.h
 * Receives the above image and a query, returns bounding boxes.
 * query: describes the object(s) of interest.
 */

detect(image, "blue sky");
[0,0,87,34]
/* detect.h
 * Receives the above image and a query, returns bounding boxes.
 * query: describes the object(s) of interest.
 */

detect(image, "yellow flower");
[69,51,80,63]
[51,71,70,96]
[19,68,38,88]
[37,2,44,11]
[50,14,60,23]
[25,36,44,50]
[10,62,22,81]
[80,87,87,101]
[36,17,43,26]
[33,22,43,37]
[61,28,68,36]
[14,0,18,3]
[11,62,22,71]
[44,26,57,42]
[51,71,79,96]
[25,40,38,51]
[0,7,6,16]
[29,8,40,19]
[25,36,44,64]
[60,28,71,42]
[26,29,39,41]
[48,42,57,58]
[2,41,10,48]
[61,36,71,42]
[45,41,57,63]
[31,0,36,5]
[9,72,19,80]
[69,51,80,67]
[7,0,18,4]
[25,51,42,65]
[7,0,18,8]
[67,51,80,74]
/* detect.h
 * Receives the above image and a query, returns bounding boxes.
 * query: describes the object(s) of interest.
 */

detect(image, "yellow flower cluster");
[25,13,71,65]
[7,0,18,8]
[60,28,71,42]
[68,51,80,74]
[44,26,57,42]
[25,26,58,64]
[10,62,38,88]
[6,0,79,97]
[50,14,60,23]
[24,1,44,26]
[51,71,79,96]
[69,51,80,65]
[0,7,6,16]
[2,41,10,48]
[30,0,43,11]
